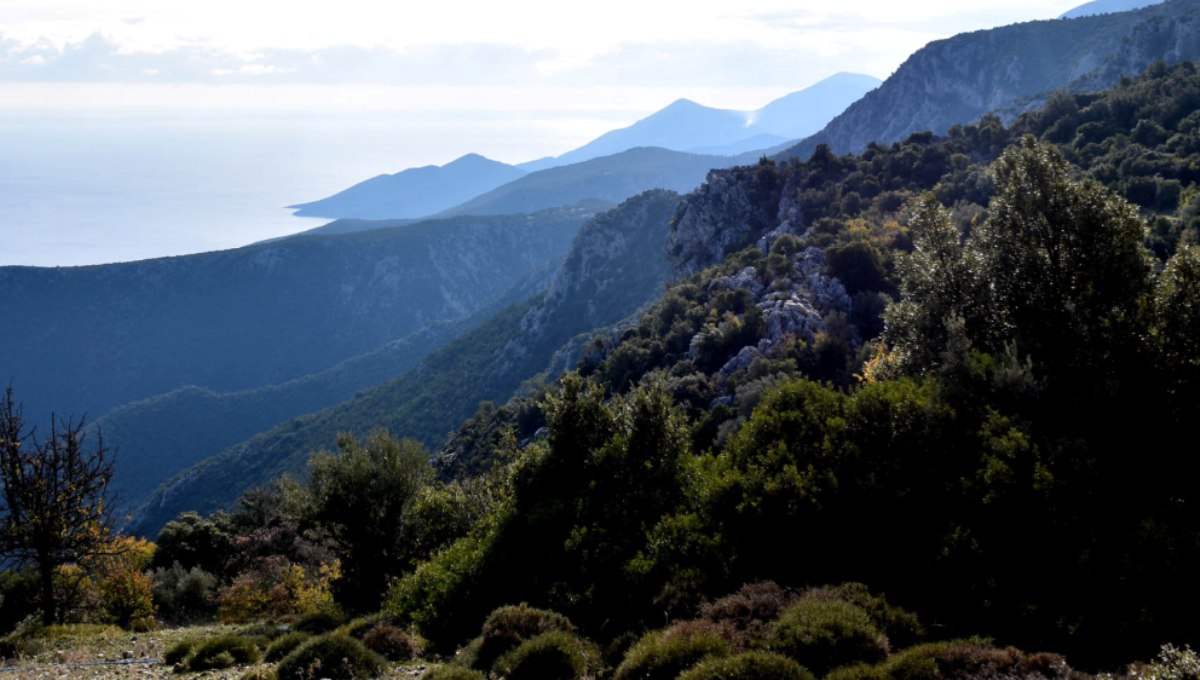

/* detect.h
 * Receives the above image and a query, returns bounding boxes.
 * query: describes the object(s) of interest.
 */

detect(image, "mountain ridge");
[781,0,1200,160]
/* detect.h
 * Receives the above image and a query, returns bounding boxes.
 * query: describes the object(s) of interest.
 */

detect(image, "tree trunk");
[39,560,56,626]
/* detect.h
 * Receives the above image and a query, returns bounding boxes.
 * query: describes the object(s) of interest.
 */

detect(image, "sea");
[0,109,619,268]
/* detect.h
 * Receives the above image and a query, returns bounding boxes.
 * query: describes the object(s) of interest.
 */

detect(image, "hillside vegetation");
[4,53,1200,680]
[135,190,682,533]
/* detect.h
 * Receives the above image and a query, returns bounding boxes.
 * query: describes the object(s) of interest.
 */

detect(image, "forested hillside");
[109,63,1200,679]
[135,190,682,532]
[0,207,591,423]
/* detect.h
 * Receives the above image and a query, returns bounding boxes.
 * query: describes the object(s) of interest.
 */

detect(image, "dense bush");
[492,630,598,680]
[471,603,577,670]
[614,621,733,680]
[151,562,219,623]
[769,599,888,676]
[186,634,262,671]
[700,582,800,649]
[826,639,1068,680]
[295,610,347,635]
[679,651,816,680]
[275,634,384,680]
[811,584,923,650]
[423,666,485,680]
[362,622,421,661]
[163,638,197,666]
[265,631,311,662]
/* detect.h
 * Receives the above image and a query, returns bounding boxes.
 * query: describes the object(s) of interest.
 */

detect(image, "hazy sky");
[1,0,1086,113]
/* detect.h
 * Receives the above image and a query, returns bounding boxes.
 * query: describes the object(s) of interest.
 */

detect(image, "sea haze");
[0,109,626,267]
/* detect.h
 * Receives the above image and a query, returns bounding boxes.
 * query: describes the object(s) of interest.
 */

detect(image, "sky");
[2,0,1096,267]
[0,1,1088,116]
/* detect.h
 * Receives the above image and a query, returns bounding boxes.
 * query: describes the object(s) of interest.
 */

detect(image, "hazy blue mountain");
[751,72,884,139]
[782,0,1200,159]
[134,190,682,535]
[522,73,880,172]
[288,153,527,219]
[686,134,791,156]
[97,252,563,519]
[1061,0,1164,18]
[438,147,749,218]
[0,206,591,425]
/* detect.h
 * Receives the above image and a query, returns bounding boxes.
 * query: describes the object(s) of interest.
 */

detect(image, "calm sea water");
[0,110,617,267]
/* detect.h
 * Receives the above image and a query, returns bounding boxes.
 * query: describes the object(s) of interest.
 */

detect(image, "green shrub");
[151,562,219,623]
[472,603,576,671]
[275,634,385,680]
[493,630,598,680]
[294,610,346,635]
[817,583,924,649]
[340,614,384,639]
[423,666,485,680]
[362,623,421,661]
[162,638,197,666]
[614,621,732,680]
[769,599,887,676]
[187,634,262,671]
[825,638,1069,680]
[679,651,817,680]
[265,631,311,662]
[239,668,276,680]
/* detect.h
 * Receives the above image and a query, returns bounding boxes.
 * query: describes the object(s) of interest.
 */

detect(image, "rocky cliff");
[784,0,1200,159]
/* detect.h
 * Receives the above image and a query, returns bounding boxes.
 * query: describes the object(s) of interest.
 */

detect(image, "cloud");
[0,32,559,85]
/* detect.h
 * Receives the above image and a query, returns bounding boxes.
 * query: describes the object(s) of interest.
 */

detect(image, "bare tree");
[0,386,116,625]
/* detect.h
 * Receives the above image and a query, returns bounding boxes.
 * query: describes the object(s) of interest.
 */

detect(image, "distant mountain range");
[781,0,1200,160]
[288,153,527,220]
[437,147,762,218]
[1060,0,1164,19]
[0,206,592,425]
[519,73,881,172]
[286,72,880,223]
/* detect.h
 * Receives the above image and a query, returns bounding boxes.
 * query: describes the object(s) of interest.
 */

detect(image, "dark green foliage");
[295,610,347,635]
[472,604,577,671]
[824,241,892,296]
[769,599,888,676]
[265,632,311,663]
[275,634,385,680]
[0,569,39,635]
[150,563,219,623]
[423,666,485,680]
[163,638,197,666]
[492,630,598,680]
[150,511,235,576]
[679,651,816,680]
[186,635,262,671]
[361,623,420,661]
[614,622,733,680]
[307,430,433,612]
